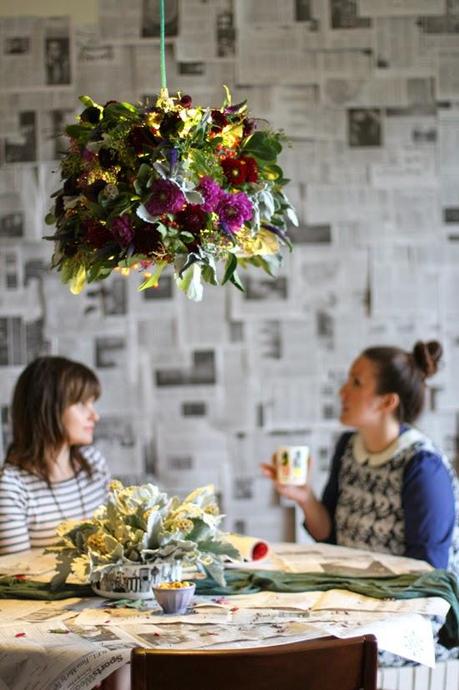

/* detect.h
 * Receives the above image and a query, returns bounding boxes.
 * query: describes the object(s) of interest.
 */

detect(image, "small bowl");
[152,581,196,614]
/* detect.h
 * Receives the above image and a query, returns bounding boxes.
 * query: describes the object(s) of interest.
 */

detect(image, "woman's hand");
[261,453,332,542]
[260,454,312,508]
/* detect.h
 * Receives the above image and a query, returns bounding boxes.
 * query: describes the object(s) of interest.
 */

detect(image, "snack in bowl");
[153,580,196,614]
[155,580,193,589]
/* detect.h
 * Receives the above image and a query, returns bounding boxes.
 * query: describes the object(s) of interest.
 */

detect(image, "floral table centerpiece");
[44,0,297,301]
[48,481,239,598]
[45,87,297,301]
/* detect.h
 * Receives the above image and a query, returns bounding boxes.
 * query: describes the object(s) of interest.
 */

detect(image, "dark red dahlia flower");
[98,148,119,169]
[83,219,114,249]
[128,126,160,153]
[210,110,228,132]
[146,179,186,216]
[221,157,246,185]
[179,94,192,108]
[160,112,182,137]
[175,204,208,234]
[242,118,256,137]
[133,224,162,256]
[111,216,135,246]
[241,156,258,183]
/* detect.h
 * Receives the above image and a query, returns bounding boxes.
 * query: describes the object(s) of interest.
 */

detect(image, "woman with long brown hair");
[0,356,110,554]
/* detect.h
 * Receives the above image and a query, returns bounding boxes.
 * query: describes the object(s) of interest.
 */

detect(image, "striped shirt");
[0,446,111,555]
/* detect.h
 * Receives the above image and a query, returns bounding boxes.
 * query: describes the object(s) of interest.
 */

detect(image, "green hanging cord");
[159,0,168,98]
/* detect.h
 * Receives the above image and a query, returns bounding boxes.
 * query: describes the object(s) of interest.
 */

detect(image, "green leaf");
[120,101,138,113]
[65,124,90,138]
[49,550,76,589]
[262,163,283,180]
[175,262,203,302]
[185,190,204,205]
[222,84,232,108]
[259,190,275,218]
[201,263,218,286]
[155,222,169,238]
[222,253,237,285]
[45,212,56,225]
[242,131,282,161]
[248,253,283,277]
[85,201,105,219]
[198,539,240,560]
[79,95,98,108]
[187,519,212,542]
[134,163,153,194]
[230,269,245,292]
[138,263,167,291]
[179,231,195,242]
[203,557,226,587]
[286,206,299,227]
[136,204,157,223]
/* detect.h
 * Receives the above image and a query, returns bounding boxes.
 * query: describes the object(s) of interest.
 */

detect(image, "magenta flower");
[111,216,134,246]
[216,192,253,233]
[198,176,224,212]
[145,179,186,216]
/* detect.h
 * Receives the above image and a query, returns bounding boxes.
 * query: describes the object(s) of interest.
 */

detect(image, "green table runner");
[195,568,459,649]
[1,568,457,648]
[0,576,93,600]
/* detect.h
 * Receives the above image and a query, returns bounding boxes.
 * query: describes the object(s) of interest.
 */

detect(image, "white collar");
[352,427,425,467]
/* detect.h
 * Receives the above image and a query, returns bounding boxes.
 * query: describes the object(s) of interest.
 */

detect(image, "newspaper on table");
[0,621,133,690]
[0,541,445,680]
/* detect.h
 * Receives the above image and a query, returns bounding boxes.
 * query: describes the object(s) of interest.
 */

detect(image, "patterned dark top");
[318,427,459,576]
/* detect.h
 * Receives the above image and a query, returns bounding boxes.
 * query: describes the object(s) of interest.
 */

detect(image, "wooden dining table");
[0,542,457,690]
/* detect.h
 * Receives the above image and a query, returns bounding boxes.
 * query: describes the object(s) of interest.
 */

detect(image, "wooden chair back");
[131,634,378,690]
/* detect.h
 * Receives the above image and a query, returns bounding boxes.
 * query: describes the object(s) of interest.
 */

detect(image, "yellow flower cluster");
[204,503,219,516]
[86,531,110,554]
[172,518,194,533]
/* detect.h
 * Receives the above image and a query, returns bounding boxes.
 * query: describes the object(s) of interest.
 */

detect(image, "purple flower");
[216,191,253,233]
[145,179,186,216]
[165,147,179,170]
[82,148,96,162]
[198,176,224,212]
[111,216,135,246]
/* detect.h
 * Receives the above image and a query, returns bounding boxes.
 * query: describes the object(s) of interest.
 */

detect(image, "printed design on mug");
[276,447,309,485]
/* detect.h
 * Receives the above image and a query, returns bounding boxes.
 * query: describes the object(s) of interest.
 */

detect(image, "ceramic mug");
[275,446,309,485]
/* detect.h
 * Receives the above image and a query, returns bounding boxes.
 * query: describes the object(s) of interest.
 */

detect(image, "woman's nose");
[89,405,100,421]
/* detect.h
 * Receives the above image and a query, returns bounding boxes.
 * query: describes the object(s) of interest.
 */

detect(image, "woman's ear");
[382,392,400,415]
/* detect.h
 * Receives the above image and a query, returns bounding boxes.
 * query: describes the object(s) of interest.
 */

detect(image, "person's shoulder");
[79,445,110,476]
[334,431,355,454]
[401,427,446,463]
[402,430,453,482]
[0,463,30,493]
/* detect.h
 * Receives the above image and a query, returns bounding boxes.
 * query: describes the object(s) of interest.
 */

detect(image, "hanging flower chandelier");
[45,1,297,301]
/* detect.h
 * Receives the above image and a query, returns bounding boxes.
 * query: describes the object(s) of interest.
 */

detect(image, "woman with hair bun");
[0,356,111,555]
[262,340,459,576]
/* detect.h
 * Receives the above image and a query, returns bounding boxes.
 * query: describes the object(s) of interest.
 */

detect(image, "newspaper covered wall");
[0,0,459,544]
